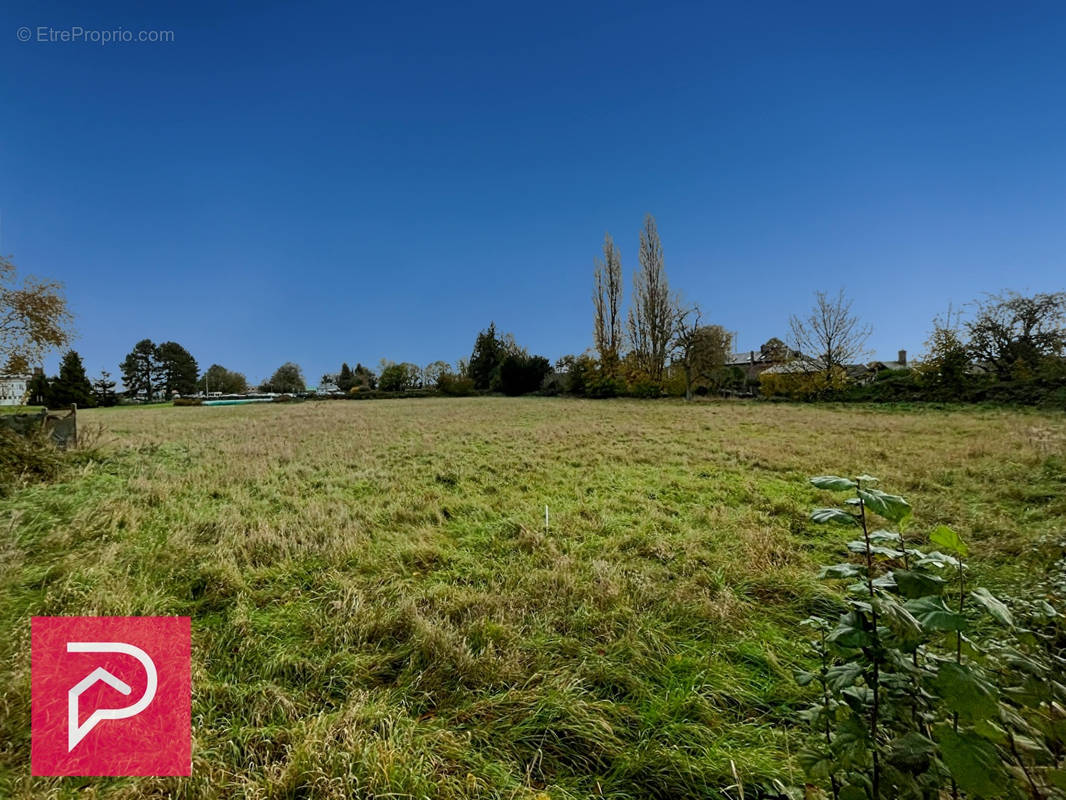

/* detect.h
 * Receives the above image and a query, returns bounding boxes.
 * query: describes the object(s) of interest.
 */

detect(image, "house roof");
[761,358,870,378]
[868,360,909,372]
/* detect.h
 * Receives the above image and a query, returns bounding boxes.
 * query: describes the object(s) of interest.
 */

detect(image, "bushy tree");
[351,363,376,390]
[262,362,305,393]
[378,361,419,392]
[438,371,476,395]
[120,339,159,400]
[554,353,617,397]
[498,354,552,395]
[198,364,248,395]
[0,256,74,368]
[672,306,732,400]
[50,349,94,408]
[967,290,1066,378]
[156,341,199,397]
[920,307,970,393]
[423,360,450,387]
[760,337,794,363]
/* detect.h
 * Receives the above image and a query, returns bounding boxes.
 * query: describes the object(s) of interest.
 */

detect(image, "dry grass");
[1,398,1064,798]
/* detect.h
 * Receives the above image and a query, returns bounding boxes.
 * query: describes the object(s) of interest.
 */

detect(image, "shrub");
[378,364,410,392]
[587,375,626,398]
[172,397,202,406]
[555,354,597,396]
[499,354,552,396]
[437,373,477,396]
[759,367,849,400]
[793,474,1066,798]
[538,372,566,396]
[627,379,662,399]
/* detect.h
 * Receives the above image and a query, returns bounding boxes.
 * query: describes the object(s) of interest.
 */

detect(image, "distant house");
[725,351,778,380]
[760,349,910,381]
[867,350,910,373]
[759,356,861,377]
[0,373,31,406]
[760,356,873,383]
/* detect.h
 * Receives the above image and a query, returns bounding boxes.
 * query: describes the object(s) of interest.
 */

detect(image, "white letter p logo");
[67,642,157,751]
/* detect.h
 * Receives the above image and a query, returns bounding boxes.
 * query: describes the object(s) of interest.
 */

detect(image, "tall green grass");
[1,399,1063,798]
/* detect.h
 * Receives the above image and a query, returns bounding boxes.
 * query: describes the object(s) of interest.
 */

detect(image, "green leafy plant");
[795,474,1066,799]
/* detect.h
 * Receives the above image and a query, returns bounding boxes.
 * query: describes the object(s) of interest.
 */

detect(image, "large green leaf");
[810,475,857,491]
[935,726,1008,797]
[826,661,864,690]
[796,746,834,780]
[875,594,923,644]
[793,669,816,686]
[818,563,863,580]
[810,507,859,526]
[857,488,912,524]
[827,611,873,649]
[868,529,903,544]
[930,524,969,557]
[935,661,999,722]
[838,785,868,800]
[904,596,967,631]
[886,731,936,772]
[841,684,874,713]
[970,587,1014,627]
[846,540,904,559]
[914,550,960,570]
[892,568,946,599]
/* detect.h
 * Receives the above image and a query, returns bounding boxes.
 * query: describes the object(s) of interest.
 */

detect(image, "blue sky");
[2,1,1065,386]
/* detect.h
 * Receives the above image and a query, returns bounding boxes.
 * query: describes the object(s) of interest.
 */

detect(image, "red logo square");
[31,616,191,776]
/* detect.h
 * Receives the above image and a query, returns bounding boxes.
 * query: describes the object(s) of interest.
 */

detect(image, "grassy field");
[1,398,1064,798]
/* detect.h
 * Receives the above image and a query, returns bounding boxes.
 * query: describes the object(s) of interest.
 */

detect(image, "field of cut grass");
[1,398,1064,798]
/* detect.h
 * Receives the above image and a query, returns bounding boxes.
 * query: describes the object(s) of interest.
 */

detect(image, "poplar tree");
[593,233,624,375]
[627,215,675,382]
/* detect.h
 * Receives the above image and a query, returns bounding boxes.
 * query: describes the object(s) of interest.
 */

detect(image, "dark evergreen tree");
[50,350,94,408]
[155,341,199,397]
[337,362,354,392]
[350,363,376,390]
[92,370,119,407]
[468,322,505,392]
[26,371,51,406]
[120,339,158,400]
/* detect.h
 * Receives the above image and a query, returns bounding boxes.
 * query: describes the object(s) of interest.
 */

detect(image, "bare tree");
[789,289,872,382]
[627,215,675,382]
[672,305,732,400]
[593,233,624,375]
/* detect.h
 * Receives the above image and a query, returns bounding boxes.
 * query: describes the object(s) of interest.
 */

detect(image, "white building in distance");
[0,373,31,406]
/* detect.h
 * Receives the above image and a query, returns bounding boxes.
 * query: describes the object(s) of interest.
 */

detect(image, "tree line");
[4,232,1065,408]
